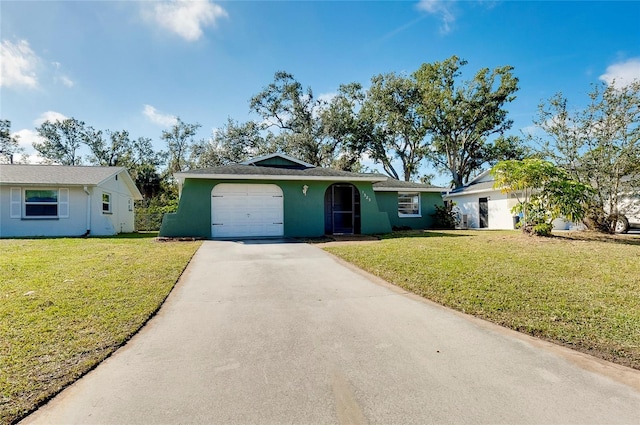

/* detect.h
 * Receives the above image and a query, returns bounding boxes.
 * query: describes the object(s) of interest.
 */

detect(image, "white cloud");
[13,129,42,148]
[51,61,74,87]
[0,39,39,88]
[34,111,68,126]
[143,104,178,126]
[416,0,456,34]
[144,0,228,41]
[599,58,640,88]
[520,125,539,137]
[6,112,70,164]
[59,75,74,87]
[11,129,46,164]
[317,92,337,104]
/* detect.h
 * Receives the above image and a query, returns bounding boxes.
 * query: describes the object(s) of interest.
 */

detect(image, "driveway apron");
[23,240,640,424]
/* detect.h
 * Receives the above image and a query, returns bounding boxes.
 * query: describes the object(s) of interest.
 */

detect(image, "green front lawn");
[0,235,201,424]
[324,230,640,370]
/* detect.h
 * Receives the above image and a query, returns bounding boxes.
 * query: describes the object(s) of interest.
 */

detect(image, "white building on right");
[442,170,575,231]
[442,170,518,230]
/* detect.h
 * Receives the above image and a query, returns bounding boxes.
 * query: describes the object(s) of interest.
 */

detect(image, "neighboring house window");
[398,192,421,217]
[22,188,69,218]
[102,193,112,213]
[128,198,133,212]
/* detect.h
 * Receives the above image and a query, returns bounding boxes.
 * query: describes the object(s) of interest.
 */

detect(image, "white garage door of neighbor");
[211,184,284,238]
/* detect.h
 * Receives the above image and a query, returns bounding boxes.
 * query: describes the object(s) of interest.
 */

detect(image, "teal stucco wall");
[375,191,444,229]
[159,179,392,238]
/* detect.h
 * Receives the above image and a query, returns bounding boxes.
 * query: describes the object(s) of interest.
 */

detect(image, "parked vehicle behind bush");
[613,194,640,233]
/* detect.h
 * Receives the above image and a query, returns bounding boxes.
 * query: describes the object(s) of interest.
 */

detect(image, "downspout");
[83,186,91,237]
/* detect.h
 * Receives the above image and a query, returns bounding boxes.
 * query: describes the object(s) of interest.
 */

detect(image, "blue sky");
[2,0,639,184]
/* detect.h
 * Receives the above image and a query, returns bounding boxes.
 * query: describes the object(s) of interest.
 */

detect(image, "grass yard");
[0,234,201,424]
[323,230,640,370]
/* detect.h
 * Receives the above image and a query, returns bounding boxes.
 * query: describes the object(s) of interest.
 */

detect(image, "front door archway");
[324,184,361,235]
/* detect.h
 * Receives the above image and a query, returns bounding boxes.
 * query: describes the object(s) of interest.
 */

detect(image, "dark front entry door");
[324,184,361,235]
[479,197,489,228]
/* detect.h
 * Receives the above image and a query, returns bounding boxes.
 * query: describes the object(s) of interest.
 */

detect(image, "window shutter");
[58,188,69,218]
[10,188,21,218]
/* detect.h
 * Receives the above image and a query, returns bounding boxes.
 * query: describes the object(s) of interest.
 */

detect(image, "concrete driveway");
[23,240,640,424]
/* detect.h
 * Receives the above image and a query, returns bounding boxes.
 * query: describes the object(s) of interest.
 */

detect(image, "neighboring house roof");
[175,164,388,182]
[0,164,143,199]
[373,178,445,193]
[443,169,498,197]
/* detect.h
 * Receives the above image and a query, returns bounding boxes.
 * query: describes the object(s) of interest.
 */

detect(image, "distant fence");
[135,213,164,232]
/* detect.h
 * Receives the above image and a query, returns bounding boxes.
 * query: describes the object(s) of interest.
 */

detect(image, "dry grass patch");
[0,234,201,424]
[324,230,640,370]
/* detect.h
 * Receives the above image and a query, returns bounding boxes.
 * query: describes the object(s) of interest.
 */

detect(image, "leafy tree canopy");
[361,72,427,181]
[492,159,593,235]
[0,120,24,164]
[33,118,86,165]
[161,117,201,174]
[414,56,520,188]
[532,80,640,232]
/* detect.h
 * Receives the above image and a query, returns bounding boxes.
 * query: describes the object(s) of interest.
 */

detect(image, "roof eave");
[0,182,98,187]
[443,187,500,197]
[95,168,143,200]
[466,169,493,185]
[174,173,387,182]
[373,187,445,193]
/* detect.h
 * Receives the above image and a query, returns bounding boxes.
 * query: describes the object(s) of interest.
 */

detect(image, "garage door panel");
[211,184,284,238]
[262,213,281,222]
[247,185,280,196]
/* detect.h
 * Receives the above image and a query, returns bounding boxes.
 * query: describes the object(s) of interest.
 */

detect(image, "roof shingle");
[372,178,445,192]
[0,164,127,185]
[176,164,388,180]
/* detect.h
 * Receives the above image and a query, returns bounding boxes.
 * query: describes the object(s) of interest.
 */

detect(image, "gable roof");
[444,169,498,197]
[0,164,143,199]
[241,153,316,169]
[373,178,445,193]
[176,154,452,190]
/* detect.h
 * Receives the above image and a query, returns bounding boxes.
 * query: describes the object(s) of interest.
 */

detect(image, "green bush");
[135,211,165,231]
[432,203,456,229]
[532,222,553,236]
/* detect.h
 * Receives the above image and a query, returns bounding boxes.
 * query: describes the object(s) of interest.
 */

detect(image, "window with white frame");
[25,189,58,217]
[102,192,112,213]
[11,188,69,219]
[398,192,421,217]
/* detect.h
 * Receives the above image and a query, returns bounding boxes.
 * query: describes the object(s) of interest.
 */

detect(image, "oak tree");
[414,56,519,188]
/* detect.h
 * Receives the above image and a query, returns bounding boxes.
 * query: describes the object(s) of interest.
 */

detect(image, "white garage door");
[211,184,284,238]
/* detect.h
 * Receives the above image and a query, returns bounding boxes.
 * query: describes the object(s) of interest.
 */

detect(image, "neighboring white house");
[443,170,519,230]
[443,170,577,230]
[0,164,143,237]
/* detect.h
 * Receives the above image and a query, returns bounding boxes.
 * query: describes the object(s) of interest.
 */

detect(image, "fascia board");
[96,168,144,200]
[0,182,96,187]
[174,173,387,182]
[373,187,445,193]
[443,187,501,197]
